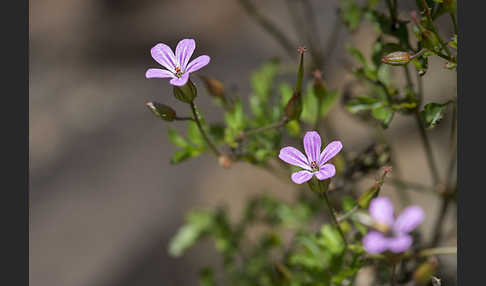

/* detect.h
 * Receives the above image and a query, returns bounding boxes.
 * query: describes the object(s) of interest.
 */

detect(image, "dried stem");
[237,0,296,58]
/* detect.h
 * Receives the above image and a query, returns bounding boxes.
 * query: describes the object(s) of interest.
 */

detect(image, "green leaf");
[224,99,246,146]
[420,101,452,128]
[449,35,457,49]
[345,96,381,113]
[171,149,192,164]
[168,210,214,257]
[371,106,394,128]
[250,60,279,119]
[187,121,205,147]
[199,268,216,286]
[168,128,188,148]
[340,0,363,31]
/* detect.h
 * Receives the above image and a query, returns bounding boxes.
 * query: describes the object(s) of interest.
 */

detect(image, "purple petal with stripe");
[387,235,412,253]
[169,73,190,86]
[291,170,314,184]
[319,141,343,166]
[151,43,177,73]
[303,131,322,163]
[145,68,175,79]
[279,147,312,170]
[369,197,395,227]
[185,55,210,73]
[314,163,336,180]
[393,206,424,234]
[175,39,195,70]
[363,231,388,254]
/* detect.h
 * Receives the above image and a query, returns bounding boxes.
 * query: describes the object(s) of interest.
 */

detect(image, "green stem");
[391,263,397,286]
[237,117,289,140]
[419,0,452,58]
[450,13,458,35]
[414,111,441,186]
[189,101,221,157]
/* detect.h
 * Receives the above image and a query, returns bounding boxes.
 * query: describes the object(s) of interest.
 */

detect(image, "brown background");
[29,0,457,285]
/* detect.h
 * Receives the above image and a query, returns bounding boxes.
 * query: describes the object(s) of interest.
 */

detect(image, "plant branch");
[189,101,222,157]
[237,0,296,58]
[236,117,289,141]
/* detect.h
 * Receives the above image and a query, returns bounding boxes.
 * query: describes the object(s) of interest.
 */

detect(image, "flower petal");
[145,68,175,79]
[319,141,343,166]
[387,235,412,253]
[151,43,177,73]
[393,206,424,234]
[369,197,395,227]
[291,170,314,184]
[363,231,389,254]
[314,163,336,180]
[176,39,195,70]
[185,55,210,73]
[169,73,190,86]
[279,147,312,170]
[303,131,322,163]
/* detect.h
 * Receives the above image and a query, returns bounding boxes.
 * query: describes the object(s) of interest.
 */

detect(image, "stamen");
[310,161,319,171]
[175,67,183,78]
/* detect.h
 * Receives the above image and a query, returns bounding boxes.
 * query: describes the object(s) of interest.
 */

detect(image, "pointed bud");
[381,51,411,66]
[284,91,303,120]
[413,258,439,285]
[296,47,306,94]
[173,79,197,103]
[358,166,392,208]
[146,102,176,121]
[199,76,225,98]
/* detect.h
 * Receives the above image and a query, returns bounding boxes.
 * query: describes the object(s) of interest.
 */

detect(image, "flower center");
[175,67,183,78]
[310,161,319,171]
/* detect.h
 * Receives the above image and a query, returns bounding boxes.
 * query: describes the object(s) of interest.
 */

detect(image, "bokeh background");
[29,0,457,285]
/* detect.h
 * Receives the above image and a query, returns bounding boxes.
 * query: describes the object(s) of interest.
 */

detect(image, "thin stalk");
[189,101,221,156]
[420,0,452,58]
[391,263,397,286]
[174,116,194,121]
[237,0,296,58]
[319,189,349,249]
[414,111,441,185]
[450,13,458,35]
[365,246,457,260]
[237,117,289,140]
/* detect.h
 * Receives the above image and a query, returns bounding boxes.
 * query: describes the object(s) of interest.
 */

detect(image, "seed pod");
[146,102,176,121]
[284,91,303,121]
[381,51,411,66]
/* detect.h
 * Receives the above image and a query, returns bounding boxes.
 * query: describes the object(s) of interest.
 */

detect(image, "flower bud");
[413,258,439,285]
[199,76,224,99]
[381,51,411,66]
[173,79,197,103]
[146,102,176,121]
[218,155,232,168]
[284,91,303,121]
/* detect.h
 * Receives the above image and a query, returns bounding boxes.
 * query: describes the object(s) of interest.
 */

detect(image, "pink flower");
[278,131,342,184]
[363,197,424,254]
[145,39,210,86]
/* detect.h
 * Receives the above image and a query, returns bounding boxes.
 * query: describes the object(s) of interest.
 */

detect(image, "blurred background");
[29,0,457,285]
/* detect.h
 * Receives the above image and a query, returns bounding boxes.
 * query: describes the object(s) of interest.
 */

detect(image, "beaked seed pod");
[381,51,411,66]
[199,76,224,98]
[146,102,176,121]
[284,91,303,120]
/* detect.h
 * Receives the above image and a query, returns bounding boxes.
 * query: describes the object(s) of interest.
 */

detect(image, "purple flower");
[278,131,342,184]
[363,197,424,254]
[145,39,210,86]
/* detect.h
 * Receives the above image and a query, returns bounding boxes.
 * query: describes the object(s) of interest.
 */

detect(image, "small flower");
[363,197,424,254]
[145,39,210,86]
[278,131,342,184]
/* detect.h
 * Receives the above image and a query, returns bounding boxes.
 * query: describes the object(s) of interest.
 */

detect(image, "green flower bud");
[146,102,176,121]
[381,51,411,66]
[284,91,303,121]
[173,79,197,103]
